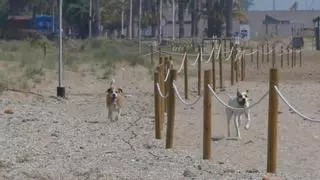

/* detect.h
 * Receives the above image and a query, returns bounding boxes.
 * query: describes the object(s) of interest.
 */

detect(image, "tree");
[241,0,254,11]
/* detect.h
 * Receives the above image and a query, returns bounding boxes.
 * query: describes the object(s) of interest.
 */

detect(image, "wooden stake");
[280,46,283,68]
[267,68,279,173]
[219,41,223,88]
[230,43,235,85]
[166,69,177,149]
[198,46,202,95]
[184,47,189,99]
[203,69,212,160]
[154,68,161,139]
[212,49,216,90]
[299,48,302,67]
[257,45,260,70]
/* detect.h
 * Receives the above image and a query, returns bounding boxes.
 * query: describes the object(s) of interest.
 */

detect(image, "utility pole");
[226,0,233,37]
[139,0,142,54]
[57,0,65,97]
[159,0,163,43]
[172,0,175,40]
[52,2,55,33]
[89,0,92,38]
[121,3,124,37]
[129,0,133,40]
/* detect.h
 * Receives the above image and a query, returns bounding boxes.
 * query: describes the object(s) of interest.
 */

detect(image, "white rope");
[164,69,170,82]
[191,54,200,66]
[222,47,235,62]
[172,81,202,106]
[274,86,320,123]
[156,83,169,99]
[177,52,187,73]
[244,50,258,56]
[215,45,221,60]
[261,48,273,55]
[233,50,244,62]
[208,84,269,111]
[204,46,215,63]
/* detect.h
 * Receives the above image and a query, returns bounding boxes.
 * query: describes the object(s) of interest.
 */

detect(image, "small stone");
[79,146,84,149]
[246,168,259,173]
[4,108,13,114]
[183,169,196,177]
[218,161,224,165]
[51,133,59,137]
[223,168,235,173]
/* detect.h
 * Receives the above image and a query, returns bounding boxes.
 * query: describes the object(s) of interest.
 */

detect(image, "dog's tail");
[110,78,115,87]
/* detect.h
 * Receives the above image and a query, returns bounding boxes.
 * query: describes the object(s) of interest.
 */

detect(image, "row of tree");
[3,0,254,39]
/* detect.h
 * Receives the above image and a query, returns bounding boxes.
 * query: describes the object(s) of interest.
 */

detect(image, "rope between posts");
[204,46,215,63]
[164,69,170,82]
[274,86,320,123]
[222,47,235,62]
[156,83,169,98]
[177,52,187,73]
[172,81,202,106]
[191,54,200,66]
[244,50,258,56]
[207,84,269,111]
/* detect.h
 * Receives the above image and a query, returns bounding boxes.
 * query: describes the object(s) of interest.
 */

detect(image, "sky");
[250,0,320,10]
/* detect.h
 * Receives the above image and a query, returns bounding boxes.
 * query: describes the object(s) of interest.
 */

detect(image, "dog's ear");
[107,88,112,93]
[117,88,123,93]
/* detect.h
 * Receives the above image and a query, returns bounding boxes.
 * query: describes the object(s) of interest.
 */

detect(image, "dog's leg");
[108,109,113,121]
[115,108,121,121]
[234,114,241,139]
[244,109,251,130]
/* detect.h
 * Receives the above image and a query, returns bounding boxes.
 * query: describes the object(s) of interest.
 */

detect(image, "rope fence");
[153,45,317,175]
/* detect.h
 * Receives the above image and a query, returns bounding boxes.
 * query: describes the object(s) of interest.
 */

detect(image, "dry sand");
[1,47,320,180]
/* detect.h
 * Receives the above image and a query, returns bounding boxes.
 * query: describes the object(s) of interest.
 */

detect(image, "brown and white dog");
[106,79,124,121]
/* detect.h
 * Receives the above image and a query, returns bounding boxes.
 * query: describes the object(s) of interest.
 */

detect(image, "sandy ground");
[1,46,320,180]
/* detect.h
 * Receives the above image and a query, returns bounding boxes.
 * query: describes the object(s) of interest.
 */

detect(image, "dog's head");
[107,87,123,103]
[236,89,249,107]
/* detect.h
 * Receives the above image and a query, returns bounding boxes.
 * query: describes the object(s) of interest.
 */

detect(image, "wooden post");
[267,43,270,64]
[224,38,227,59]
[158,47,161,60]
[219,40,223,88]
[267,68,279,173]
[272,45,275,68]
[151,44,154,65]
[235,50,239,83]
[166,69,177,149]
[257,45,260,70]
[154,69,161,139]
[280,46,283,68]
[184,47,189,99]
[294,49,297,66]
[230,43,235,85]
[251,48,254,62]
[240,47,245,81]
[203,69,212,160]
[212,48,216,90]
[164,57,169,113]
[287,47,290,66]
[158,61,165,131]
[299,48,302,67]
[291,48,294,68]
[198,46,202,95]
[262,44,265,64]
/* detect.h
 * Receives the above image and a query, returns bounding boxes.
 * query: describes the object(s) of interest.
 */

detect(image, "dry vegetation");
[0,37,153,94]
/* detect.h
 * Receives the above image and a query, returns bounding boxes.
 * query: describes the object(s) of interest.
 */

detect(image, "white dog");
[106,79,124,121]
[225,89,251,139]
